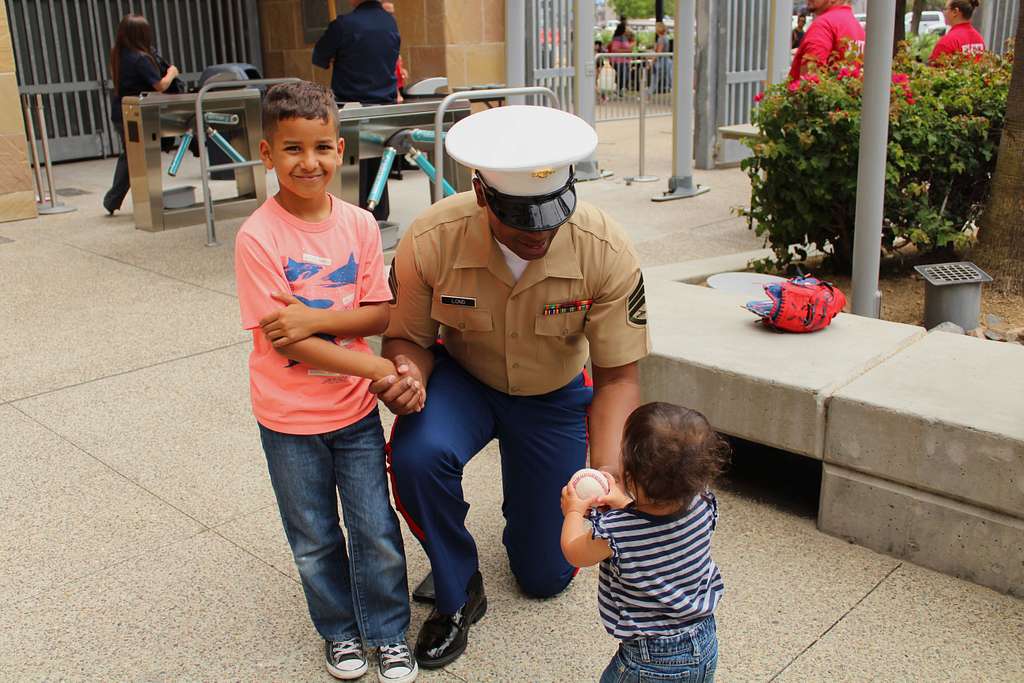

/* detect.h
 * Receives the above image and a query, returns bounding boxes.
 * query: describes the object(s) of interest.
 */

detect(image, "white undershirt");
[496,239,530,282]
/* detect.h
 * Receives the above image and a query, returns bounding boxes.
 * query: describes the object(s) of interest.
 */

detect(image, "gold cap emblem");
[531,168,555,179]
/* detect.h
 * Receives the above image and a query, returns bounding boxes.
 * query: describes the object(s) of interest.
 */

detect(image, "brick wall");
[258,0,333,89]
[258,0,505,92]
[442,0,505,88]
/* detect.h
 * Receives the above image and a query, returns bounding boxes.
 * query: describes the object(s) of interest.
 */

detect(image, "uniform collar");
[454,206,584,287]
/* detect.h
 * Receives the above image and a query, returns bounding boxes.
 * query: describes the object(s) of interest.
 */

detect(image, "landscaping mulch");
[824,271,1024,332]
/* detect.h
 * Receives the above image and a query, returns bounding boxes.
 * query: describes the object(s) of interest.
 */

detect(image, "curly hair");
[620,403,730,507]
[262,80,338,140]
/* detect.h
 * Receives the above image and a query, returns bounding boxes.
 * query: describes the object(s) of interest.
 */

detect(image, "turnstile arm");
[367,147,397,211]
[168,130,194,177]
[407,148,455,198]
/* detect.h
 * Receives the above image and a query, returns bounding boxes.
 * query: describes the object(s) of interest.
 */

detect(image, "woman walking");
[103,14,180,215]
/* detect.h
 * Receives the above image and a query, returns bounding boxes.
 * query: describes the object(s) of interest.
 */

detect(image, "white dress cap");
[445,105,598,197]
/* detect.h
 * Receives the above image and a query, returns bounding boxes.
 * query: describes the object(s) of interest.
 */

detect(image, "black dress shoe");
[414,571,487,669]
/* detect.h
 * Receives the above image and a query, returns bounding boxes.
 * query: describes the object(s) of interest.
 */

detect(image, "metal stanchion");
[653,0,709,202]
[22,95,45,203]
[31,94,76,215]
[625,59,658,185]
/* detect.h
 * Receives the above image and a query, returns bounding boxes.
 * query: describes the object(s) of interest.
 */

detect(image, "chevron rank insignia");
[627,274,646,327]
[388,257,399,304]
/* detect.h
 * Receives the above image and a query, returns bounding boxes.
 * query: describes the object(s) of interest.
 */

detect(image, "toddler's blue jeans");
[600,616,718,683]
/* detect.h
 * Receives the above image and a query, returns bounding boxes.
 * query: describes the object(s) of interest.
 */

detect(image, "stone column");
[0,2,37,222]
[442,0,505,88]
[257,0,506,90]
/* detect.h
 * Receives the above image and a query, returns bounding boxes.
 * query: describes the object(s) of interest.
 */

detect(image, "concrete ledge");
[643,249,772,284]
[826,332,1024,518]
[819,465,1024,597]
[640,280,925,457]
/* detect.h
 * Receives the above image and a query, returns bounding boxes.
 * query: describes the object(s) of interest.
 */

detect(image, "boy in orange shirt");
[234,81,421,682]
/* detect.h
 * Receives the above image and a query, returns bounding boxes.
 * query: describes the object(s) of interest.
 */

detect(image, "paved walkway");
[0,118,1021,681]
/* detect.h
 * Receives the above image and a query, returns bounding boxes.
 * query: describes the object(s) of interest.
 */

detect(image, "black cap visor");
[477,170,577,232]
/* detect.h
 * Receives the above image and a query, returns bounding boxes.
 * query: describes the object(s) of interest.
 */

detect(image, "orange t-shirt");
[234,194,392,435]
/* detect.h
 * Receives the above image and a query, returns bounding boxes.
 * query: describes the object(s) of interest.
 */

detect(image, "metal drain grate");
[56,187,90,196]
[914,262,992,287]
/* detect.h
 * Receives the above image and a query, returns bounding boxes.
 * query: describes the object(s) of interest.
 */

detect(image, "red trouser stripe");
[385,415,426,541]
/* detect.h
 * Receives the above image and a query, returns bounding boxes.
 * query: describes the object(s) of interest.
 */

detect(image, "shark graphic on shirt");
[284,258,323,282]
[323,253,358,287]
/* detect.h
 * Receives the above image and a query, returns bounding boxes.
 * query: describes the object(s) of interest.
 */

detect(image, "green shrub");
[739,47,1011,273]
[907,32,940,62]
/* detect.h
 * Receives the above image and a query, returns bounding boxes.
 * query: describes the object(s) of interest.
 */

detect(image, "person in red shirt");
[929,0,986,64]
[789,0,866,81]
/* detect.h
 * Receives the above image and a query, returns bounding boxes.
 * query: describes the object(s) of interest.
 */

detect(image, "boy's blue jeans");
[599,616,718,683]
[259,408,410,646]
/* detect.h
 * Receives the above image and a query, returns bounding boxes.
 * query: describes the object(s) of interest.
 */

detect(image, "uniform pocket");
[534,310,587,337]
[431,301,493,333]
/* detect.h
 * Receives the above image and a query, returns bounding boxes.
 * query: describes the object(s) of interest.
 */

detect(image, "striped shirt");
[590,493,724,640]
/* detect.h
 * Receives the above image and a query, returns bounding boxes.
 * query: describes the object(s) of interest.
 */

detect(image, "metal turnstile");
[122,89,265,232]
[332,99,475,209]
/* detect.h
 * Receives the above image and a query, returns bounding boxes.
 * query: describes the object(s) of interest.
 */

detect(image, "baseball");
[570,468,610,501]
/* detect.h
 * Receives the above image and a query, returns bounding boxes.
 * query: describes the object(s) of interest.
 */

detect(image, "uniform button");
[458,322,466,329]
[512,362,519,369]
[510,332,518,339]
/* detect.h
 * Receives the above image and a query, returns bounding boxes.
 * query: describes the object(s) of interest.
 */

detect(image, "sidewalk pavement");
[0,117,1021,681]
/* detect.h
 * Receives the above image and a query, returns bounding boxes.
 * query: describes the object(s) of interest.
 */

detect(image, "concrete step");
[820,465,1024,597]
[641,280,1023,596]
[825,330,1024,519]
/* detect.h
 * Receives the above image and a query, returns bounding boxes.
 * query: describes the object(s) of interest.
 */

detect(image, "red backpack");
[744,276,847,333]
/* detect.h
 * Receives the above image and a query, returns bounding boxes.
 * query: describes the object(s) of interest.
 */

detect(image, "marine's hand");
[561,484,596,518]
[259,291,319,347]
[370,354,425,415]
[596,472,632,510]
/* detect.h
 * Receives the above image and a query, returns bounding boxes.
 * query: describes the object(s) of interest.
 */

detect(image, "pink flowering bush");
[739,47,1011,273]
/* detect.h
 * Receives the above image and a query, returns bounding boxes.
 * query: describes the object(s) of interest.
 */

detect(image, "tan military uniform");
[385,191,650,396]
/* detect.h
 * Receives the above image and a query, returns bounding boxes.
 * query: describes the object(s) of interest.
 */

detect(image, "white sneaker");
[325,638,369,680]
[377,641,418,683]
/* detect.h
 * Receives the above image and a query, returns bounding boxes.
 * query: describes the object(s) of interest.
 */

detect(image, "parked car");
[905,10,947,35]
[855,11,946,34]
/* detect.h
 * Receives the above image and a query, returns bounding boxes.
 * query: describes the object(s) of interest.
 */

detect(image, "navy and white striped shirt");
[590,492,724,640]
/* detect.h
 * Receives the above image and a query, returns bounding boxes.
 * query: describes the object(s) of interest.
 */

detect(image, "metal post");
[625,61,658,184]
[506,0,526,106]
[694,0,720,170]
[767,0,794,86]
[431,87,559,203]
[653,0,709,202]
[22,94,45,203]
[37,95,57,207]
[574,0,611,181]
[33,94,76,215]
[851,0,895,317]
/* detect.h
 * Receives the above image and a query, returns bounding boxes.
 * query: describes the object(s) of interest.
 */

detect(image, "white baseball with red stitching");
[570,468,610,500]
